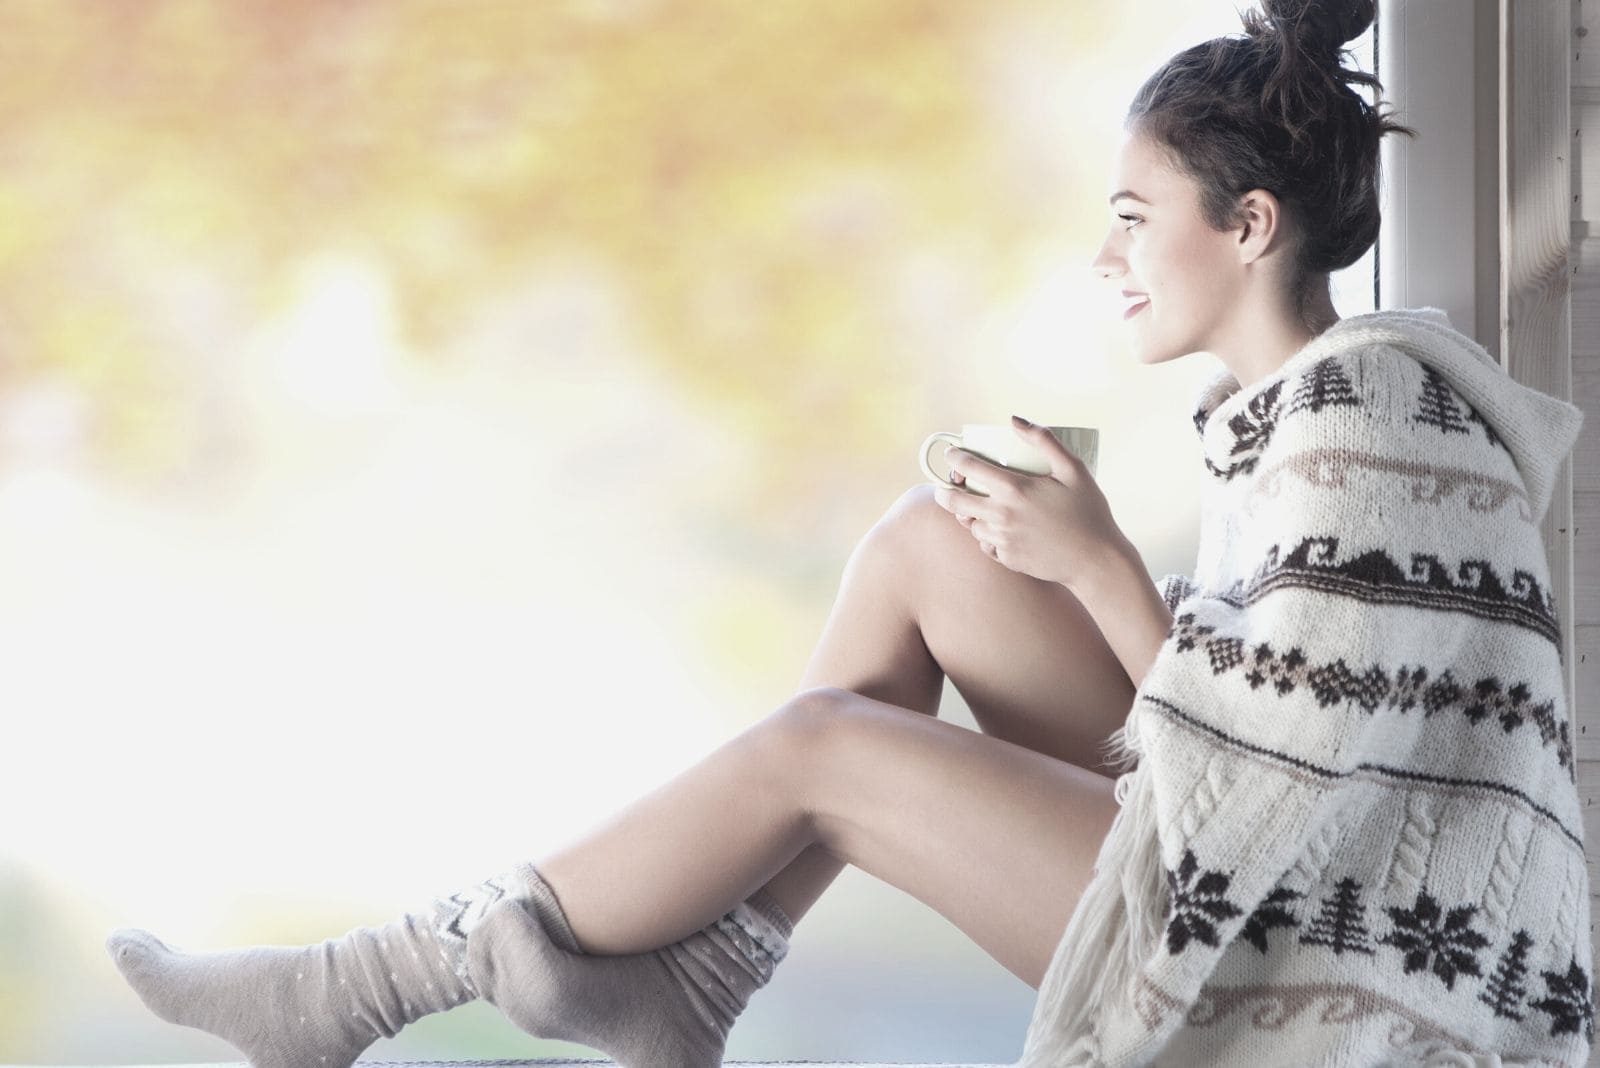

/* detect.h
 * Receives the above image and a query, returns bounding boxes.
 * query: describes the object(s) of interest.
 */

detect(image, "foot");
[467,896,789,1068]
[107,928,383,1068]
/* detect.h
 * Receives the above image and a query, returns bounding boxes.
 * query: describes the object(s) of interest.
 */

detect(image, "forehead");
[1106,130,1186,204]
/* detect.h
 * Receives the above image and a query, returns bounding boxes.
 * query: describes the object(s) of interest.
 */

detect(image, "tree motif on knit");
[1286,356,1361,416]
[1238,884,1302,953]
[1529,955,1595,1042]
[1164,848,1244,955]
[1464,400,1505,451]
[1408,363,1506,451]
[1413,365,1474,436]
[1298,876,1375,956]
[1375,887,1490,990]
[1478,927,1534,1021]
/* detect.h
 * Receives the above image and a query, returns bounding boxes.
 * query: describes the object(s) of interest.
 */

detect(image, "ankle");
[744,887,795,941]
[511,861,585,954]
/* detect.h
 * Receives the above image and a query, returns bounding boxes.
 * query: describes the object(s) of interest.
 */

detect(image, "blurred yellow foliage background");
[0,0,1112,506]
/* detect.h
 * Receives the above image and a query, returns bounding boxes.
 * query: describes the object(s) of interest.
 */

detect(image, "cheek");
[1150,232,1233,308]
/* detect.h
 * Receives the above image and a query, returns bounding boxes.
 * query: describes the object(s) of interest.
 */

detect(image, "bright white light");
[0,267,741,938]
[270,254,403,418]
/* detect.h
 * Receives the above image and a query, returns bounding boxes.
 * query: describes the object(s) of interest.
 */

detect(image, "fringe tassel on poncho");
[1021,704,1169,1065]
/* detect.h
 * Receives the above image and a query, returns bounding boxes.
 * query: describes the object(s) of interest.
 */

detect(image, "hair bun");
[1252,0,1375,65]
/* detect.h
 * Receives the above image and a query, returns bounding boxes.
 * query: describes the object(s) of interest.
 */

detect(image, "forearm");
[1066,539,1174,691]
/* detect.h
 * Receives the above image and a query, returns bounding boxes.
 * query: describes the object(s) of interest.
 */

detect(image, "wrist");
[1063,535,1171,691]
[1068,535,1141,602]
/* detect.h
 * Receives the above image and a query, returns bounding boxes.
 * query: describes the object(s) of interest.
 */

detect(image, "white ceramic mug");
[918,423,1098,497]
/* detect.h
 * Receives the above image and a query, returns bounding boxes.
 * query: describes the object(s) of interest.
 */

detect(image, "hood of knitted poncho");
[1188,307,1586,523]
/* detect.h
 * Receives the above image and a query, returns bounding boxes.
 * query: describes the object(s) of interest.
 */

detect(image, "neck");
[1215,285,1341,391]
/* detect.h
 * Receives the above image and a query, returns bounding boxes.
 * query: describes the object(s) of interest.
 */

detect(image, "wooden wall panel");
[1579,0,1597,87]
[1567,4,1600,1065]
[1504,0,1575,751]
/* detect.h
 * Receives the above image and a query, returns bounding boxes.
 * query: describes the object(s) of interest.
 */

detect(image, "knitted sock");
[104,867,529,1068]
[467,861,794,1068]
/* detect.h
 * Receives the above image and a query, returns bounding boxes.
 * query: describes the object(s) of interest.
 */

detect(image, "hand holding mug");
[922,416,1128,591]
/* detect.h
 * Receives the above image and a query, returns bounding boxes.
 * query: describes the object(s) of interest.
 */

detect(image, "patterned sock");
[467,861,794,1068]
[105,867,529,1068]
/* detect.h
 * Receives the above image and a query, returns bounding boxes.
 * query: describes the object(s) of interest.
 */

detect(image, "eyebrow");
[1108,190,1152,205]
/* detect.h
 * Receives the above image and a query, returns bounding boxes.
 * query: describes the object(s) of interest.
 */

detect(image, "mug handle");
[918,431,965,489]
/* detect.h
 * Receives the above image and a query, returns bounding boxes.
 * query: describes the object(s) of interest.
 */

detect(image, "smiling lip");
[1123,297,1150,320]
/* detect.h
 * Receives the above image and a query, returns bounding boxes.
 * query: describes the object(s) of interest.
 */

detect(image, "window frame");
[1375,0,1501,355]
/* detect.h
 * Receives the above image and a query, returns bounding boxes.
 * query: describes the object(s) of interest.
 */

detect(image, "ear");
[1235,188,1285,266]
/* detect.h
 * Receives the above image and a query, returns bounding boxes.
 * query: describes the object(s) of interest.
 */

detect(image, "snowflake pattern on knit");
[1238,884,1302,953]
[1376,888,1492,991]
[1164,848,1245,954]
[1531,957,1597,1043]
[1204,378,1287,482]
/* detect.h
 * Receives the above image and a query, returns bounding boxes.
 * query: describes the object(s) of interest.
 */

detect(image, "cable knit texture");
[1013,308,1592,1067]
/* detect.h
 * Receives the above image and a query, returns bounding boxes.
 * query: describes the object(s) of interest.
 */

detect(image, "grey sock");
[105,867,528,1068]
[468,860,794,1068]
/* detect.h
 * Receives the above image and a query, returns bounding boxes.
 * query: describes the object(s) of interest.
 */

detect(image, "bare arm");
[1065,538,1174,691]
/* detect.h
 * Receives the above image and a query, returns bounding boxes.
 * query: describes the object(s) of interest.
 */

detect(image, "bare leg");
[530,708,814,957]
[750,482,1139,927]
[531,686,1119,989]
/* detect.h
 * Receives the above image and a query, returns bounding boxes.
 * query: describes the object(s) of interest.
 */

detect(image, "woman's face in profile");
[1091,128,1249,367]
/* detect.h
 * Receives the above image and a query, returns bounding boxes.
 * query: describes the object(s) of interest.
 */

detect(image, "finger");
[945,445,987,471]
[1010,416,1078,477]
[945,445,1013,492]
[933,485,974,522]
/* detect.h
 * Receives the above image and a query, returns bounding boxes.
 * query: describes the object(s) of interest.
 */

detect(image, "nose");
[1089,230,1123,280]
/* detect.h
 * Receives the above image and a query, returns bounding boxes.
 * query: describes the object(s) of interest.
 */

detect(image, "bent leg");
[797,688,1119,990]
[531,705,815,958]
[758,481,1138,928]
[534,687,1117,991]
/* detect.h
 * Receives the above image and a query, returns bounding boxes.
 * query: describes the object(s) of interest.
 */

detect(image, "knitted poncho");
[1014,308,1591,1067]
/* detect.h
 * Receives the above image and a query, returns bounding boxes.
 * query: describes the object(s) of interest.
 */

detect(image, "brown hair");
[1126,0,1418,330]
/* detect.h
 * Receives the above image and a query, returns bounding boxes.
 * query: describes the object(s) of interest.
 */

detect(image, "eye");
[1117,213,1142,230]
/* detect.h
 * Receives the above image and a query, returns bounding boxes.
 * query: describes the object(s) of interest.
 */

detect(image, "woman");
[107,0,1592,1065]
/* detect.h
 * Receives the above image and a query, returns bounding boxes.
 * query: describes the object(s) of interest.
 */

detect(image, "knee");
[883,481,947,538]
[773,687,862,843]
[778,686,858,740]
[862,482,966,572]
[770,687,863,777]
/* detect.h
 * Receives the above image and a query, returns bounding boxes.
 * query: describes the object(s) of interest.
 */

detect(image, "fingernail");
[1011,414,1030,426]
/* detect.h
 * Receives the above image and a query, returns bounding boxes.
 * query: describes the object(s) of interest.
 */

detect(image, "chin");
[1133,338,1190,367]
